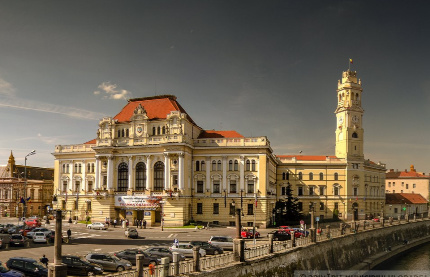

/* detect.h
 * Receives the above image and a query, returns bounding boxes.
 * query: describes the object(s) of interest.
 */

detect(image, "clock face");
[338,116,344,124]
[352,115,359,123]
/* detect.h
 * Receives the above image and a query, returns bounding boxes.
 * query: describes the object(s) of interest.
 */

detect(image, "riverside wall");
[188,220,430,277]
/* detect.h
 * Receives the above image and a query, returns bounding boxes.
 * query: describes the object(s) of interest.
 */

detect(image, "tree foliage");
[273,185,302,226]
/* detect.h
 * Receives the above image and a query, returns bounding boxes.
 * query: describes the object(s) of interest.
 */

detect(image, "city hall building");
[52,69,386,227]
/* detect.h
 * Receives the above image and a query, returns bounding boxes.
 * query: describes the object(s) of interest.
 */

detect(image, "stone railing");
[102,216,429,277]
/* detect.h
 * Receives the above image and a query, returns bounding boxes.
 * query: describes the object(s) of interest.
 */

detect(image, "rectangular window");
[213,203,219,214]
[197,181,204,193]
[319,186,325,195]
[173,175,178,186]
[320,202,324,211]
[413,184,416,188]
[230,181,237,193]
[247,181,254,193]
[334,187,339,196]
[62,200,66,210]
[334,202,339,210]
[229,203,235,215]
[353,187,358,196]
[87,201,92,211]
[309,187,314,196]
[406,184,409,189]
[394,208,398,213]
[281,187,286,195]
[213,181,220,193]
[197,203,203,214]
[298,202,303,211]
[87,181,93,192]
[298,187,303,196]
[62,181,67,193]
[393,182,395,186]
[247,204,254,215]
[75,181,80,193]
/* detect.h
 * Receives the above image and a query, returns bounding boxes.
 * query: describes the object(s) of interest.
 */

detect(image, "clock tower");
[335,70,364,160]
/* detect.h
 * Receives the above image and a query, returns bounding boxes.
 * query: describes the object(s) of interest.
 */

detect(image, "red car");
[241,228,260,239]
[24,219,41,228]
[372,218,380,222]
[278,227,303,238]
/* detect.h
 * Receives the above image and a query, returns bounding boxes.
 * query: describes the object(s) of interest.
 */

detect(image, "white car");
[33,232,47,243]
[26,228,52,239]
[87,222,107,230]
[170,242,206,257]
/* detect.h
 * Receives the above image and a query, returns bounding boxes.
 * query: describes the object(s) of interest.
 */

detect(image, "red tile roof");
[386,171,428,179]
[113,95,197,125]
[277,155,337,161]
[84,139,96,144]
[385,193,428,204]
[198,130,244,139]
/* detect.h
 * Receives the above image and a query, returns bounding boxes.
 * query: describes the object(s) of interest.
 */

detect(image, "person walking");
[67,228,72,241]
[113,219,117,228]
[40,255,49,267]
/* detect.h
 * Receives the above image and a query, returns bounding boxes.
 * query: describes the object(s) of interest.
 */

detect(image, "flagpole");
[349,59,351,71]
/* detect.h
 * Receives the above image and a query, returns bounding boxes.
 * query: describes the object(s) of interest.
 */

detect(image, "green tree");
[274,184,302,226]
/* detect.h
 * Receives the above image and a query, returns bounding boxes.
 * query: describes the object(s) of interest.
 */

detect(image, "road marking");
[168,234,174,238]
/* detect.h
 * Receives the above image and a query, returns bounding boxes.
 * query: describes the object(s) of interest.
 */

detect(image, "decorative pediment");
[131,104,148,121]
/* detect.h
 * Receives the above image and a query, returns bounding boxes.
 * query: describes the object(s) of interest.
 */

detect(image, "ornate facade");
[52,69,386,226]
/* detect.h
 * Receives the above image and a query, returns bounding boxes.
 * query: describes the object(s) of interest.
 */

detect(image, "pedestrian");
[67,228,72,241]
[40,255,49,267]
[113,219,117,228]
[126,219,129,227]
[143,220,147,229]
[140,220,143,229]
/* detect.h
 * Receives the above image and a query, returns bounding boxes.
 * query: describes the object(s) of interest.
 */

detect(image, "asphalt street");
[0,218,271,271]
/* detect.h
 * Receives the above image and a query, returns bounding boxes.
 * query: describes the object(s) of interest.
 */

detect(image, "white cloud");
[94,81,132,100]
[0,77,16,97]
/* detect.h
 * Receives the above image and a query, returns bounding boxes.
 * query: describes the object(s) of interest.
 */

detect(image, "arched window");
[234,160,238,171]
[356,93,359,100]
[217,160,222,171]
[122,129,125,137]
[212,160,217,171]
[153,161,164,191]
[201,161,205,171]
[319,172,324,180]
[126,129,129,137]
[298,172,302,180]
[152,127,156,135]
[246,160,250,171]
[352,132,358,138]
[229,160,233,171]
[334,172,339,181]
[62,164,66,173]
[135,162,146,191]
[78,164,82,173]
[251,160,256,171]
[157,126,161,135]
[117,162,128,192]
[286,172,289,180]
[87,163,91,173]
[309,172,313,180]
[282,172,286,180]
[91,163,95,173]
[74,164,78,173]
[66,164,69,173]
[196,161,200,172]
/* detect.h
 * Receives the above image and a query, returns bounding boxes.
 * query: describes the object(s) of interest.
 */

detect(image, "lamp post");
[160,200,166,231]
[23,150,36,219]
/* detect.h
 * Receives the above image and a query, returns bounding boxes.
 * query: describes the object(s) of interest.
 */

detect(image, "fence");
[104,217,428,277]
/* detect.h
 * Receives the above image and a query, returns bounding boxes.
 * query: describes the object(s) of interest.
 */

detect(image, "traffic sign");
[316,217,320,222]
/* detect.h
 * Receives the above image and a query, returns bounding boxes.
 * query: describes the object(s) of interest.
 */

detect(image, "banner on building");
[114,196,162,210]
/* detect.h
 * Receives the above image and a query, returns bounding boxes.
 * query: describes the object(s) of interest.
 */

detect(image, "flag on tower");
[349,58,353,64]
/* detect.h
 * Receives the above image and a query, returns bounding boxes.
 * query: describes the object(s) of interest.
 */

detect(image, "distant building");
[0,152,54,217]
[52,69,386,227]
[385,165,430,201]
[385,193,428,218]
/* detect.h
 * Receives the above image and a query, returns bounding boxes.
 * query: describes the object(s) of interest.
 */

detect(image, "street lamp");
[23,150,36,219]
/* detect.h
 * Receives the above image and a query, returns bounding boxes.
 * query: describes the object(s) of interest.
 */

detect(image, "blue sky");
[0,1,429,172]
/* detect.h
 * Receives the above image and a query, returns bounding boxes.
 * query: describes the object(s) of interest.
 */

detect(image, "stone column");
[206,157,211,193]
[136,254,144,277]
[222,156,227,192]
[239,239,245,262]
[48,210,67,277]
[146,156,151,190]
[128,156,133,190]
[291,231,296,247]
[107,156,113,190]
[235,208,242,239]
[82,161,86,191]
[239,156,245,192]
[164,154,170,190]
[95,158,101,189]
[172,253,180,275]
[193,246,200,272]
[160,257,169,277]
[269,234,274,253]
[178,153,184,190]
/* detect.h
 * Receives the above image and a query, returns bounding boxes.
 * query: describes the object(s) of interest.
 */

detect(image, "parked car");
[114,249,160,266]
[7,226,24,235]
[24,219,41,228]
[278,227,303,238]
[0,225,6,234]
[33,232,47,243]
[189,241,224,255]
[21,226,35,237]
[9,235,26,247]
[267,230,292,241]
[373,218,380,222]
[1,225,15,234]
[143,247,186,261]
[6,257,48,277]
[85,253,132,272]
[61,255,103,276]
[26,228,52,239]
[87,222,107,230]
[241,228,260,239]
[293,228,309,237]
[208,236,234,251]
[0,261,24,277]
[124,228,138,238]
[170,242,206,257]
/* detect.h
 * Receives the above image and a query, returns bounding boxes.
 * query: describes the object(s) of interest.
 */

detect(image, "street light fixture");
[23,150,36,219]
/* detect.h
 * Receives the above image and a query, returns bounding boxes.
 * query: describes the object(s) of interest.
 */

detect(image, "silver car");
[85,253,132,272]
[208,236,234,250]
